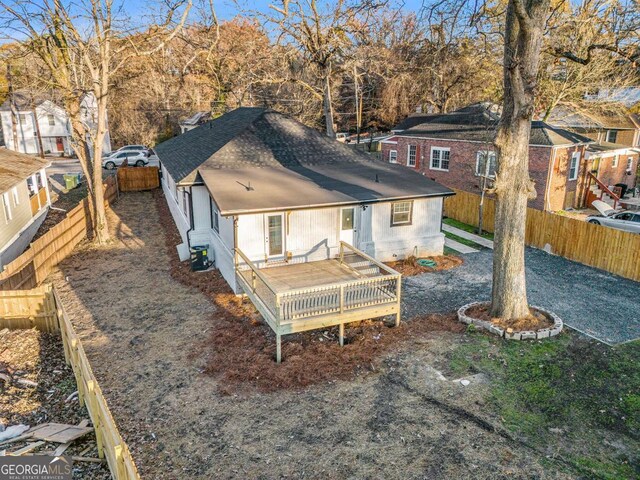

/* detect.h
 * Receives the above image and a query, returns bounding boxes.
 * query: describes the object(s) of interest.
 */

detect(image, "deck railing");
[235,244,401,362]
[587,172,620,209]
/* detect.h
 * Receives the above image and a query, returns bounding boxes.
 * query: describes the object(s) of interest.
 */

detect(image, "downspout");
[186,186,194,248]
[545,147,557,211]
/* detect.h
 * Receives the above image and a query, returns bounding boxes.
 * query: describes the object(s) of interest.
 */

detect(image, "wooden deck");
[260,259,362,291]
[235,242,402,362]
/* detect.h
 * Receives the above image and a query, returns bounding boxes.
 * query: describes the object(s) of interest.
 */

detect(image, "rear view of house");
[155,107,453,361]
[383,103,594,211]
[0,148,51,269]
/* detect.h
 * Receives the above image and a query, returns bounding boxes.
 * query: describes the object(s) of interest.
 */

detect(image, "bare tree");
[490,0,550,320]
[0,0,191,244]
[264,0,382,137]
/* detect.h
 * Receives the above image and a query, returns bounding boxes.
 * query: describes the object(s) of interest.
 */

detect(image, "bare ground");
[0,329,110,479]
[48,191,578,479]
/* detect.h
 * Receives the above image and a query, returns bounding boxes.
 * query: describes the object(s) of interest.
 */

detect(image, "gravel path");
[404,249,640,345]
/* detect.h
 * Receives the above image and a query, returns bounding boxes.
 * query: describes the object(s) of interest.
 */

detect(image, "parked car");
[587,200,640,234]
[102,144,148,158]
[102,150,148,169]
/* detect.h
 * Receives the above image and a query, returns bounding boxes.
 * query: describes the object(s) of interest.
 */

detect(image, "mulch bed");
[386,255,464,276]
[465,303,554,331]
[0,328,110,479]
[153,190,465,394]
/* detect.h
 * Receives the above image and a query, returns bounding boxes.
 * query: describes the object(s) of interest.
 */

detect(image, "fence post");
[86,380,105,459]
[114,444,126,480]
[70,338,85,407]
[395,276,401,327]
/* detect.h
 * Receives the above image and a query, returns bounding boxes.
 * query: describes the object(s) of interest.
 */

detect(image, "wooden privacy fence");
[0,285,141,480]
[444,189,640,282]
[0,285,58,332]
[117,166,159,192]
[0,177,118,291]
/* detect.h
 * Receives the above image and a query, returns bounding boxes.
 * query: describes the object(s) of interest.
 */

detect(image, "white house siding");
[161,166,189,245]
[359,197,445,261]
[0,177,50,270]
[1,97,111,157]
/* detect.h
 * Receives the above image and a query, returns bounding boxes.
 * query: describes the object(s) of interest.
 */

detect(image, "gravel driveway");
[403,249,640,345]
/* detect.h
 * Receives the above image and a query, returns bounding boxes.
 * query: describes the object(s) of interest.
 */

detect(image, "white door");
[340,207,356,246]
[265,213,285,258]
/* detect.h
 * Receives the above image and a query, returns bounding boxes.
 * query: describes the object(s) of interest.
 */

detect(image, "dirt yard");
[0,328,110,479]
[46,190,637,479]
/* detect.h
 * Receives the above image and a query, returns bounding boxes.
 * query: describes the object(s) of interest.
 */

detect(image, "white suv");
[102,150,148,169]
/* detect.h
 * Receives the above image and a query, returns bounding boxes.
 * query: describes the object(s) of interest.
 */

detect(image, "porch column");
[41,169,51,206]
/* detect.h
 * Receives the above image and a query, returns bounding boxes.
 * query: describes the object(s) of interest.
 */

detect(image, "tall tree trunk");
[31,105,45,158]
[323,65,336,138]
[490,0,550,320]
[92,85,110,244]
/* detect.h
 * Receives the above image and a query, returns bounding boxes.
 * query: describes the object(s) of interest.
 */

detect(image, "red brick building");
[382,104,593,211]
[547,107,640,200]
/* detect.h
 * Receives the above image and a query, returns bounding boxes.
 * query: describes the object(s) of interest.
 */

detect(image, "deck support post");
[395,275,402,327]
[339,323,344,346]
[276,333,282,364]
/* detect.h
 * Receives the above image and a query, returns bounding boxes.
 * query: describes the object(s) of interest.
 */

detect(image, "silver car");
[102,150,148,169]
[587,200,640,234]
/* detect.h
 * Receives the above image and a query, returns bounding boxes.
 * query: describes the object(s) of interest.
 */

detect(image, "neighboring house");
[546,107,639,205]
[179,111,212,134]
[585,87,640,108]
[158,106,453,291]
[382,103,594,211]
[0,91,111,157]
[0,148,51,269]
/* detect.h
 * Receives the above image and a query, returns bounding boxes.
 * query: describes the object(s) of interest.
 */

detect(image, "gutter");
[218,191,456,217]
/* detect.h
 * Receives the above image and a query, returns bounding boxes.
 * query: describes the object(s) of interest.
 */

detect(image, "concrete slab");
[442,224,494,249]
[444,237,479,254]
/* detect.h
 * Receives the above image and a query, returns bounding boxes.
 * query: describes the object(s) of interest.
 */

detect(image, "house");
[156,107,453,361]
[382,103,594,211]
[0,148,51,269]
[546,107,639,208]
[0,91,111,157]
[179,111,212,134]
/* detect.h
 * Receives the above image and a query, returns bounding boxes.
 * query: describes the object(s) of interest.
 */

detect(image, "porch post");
[339,323,344,347]
[276,333,281,364]
[395,275,402,327]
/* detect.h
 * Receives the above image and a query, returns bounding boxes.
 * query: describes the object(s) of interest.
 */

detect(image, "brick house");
[381,104,594,211]
[547,107,639,198]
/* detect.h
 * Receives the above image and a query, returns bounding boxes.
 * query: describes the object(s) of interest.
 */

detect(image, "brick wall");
[595,153,639,190]
[382,137,558,211]
[546,145,589,211]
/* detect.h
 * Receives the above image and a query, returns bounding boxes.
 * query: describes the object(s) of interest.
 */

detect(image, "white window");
[210,198,219,234]
[606,130,617,143]
[407,145,417,167]
[11,186,19,205]
[475,151,497,177]
[430,147,450,171]
[569,151,580,180]
[627,157,633,171]
[47,114,55,126]
[612,155,619,168]
[2,192,12,223]
[391,201,413,226]
[389,150,398,163]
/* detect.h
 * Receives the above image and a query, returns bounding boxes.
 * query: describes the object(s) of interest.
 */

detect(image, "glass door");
[265,214,284,258]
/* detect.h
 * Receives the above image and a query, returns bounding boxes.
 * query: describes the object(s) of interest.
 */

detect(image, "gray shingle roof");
[155,107,454,215]
[546,106,639,130]
[396,103,593,146]
[0,148,50,195]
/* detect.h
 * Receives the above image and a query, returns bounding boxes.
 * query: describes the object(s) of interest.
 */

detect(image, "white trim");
[429,146,450,172]
[612,155,619,168]
[2,192,12,223]
[11,186,19,206]
[265,212,285,258]
[475,150,496,177]
[407,145,417,167]
[568,151,580,181]
[389,149,398,163]
[391,134,591,148]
